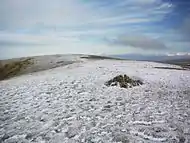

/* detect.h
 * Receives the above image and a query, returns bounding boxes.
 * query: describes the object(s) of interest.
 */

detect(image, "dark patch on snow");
[154,67,188,71]
[65,127,79,138]
[0,134,10,142]
[25,133,34,140]
[113,132,130,143]
[80,55,123,60]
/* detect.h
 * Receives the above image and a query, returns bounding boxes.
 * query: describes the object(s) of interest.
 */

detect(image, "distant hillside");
[161,58,190,69]
[0,54,124,80]
[81,55,123,60]
[0,54,82,80]
[163,58,190,63]
[112,54,190,62]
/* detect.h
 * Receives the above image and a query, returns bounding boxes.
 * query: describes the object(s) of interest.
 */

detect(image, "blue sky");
[0,0,190,59]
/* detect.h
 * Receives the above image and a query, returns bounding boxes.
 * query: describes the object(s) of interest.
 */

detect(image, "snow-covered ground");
[0,60,190,143]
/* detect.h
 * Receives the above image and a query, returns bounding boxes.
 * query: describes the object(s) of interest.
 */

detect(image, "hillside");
[162,59,190,69]
[0,54,122,81]
[0,59,190,142]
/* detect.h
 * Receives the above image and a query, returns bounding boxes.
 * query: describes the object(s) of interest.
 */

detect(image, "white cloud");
[0,0,173,29]
[0,32,80,45]
[167,52,190,56]
[0,31,134,59]
[116,0,160,7]
[106,34,167,50]
[0,0,96,29]
[0,0,183,59]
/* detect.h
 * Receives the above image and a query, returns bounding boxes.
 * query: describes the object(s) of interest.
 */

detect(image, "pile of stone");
[105,74,143,89]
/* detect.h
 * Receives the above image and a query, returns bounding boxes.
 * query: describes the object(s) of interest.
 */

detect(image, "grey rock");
[65,127,78,138]
[1,134,10,142]
[113,132,130,143]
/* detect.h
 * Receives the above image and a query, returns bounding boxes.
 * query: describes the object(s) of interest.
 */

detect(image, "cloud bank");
[106,35,167,50]
[0,0,190,59]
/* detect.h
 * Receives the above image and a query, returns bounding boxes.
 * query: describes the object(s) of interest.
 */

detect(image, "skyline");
[0,0,190,59]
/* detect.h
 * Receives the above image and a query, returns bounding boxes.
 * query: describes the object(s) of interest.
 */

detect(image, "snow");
[0,60,190,143]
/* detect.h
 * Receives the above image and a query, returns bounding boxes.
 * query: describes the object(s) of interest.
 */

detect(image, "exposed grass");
[0,58,33,80]
[168,63,190,69]
[162,59,190,70]
[80,55,124,60]
[154,67,188,71]
[174,63,190,69]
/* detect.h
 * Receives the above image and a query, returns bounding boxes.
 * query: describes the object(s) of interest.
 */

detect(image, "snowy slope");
[0,54,88,80]
[0,60,190,143]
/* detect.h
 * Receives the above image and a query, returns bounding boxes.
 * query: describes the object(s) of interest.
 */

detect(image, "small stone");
[116,97,123,101]
[118,102,125,106]
[46,91,52,94]
[89,98,96,101]
[102,105,113,112]
[25,133,33,140]
[113,132,130,143]
[70,109,75,112]
[40,117,46,122]
[107,101,112,103]
[104,105,111,108]
[65,127,78,138]
[1,134,10,141]
[178,136,185,143]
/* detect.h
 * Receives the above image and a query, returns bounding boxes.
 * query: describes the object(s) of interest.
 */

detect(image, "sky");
[0,0,190,59]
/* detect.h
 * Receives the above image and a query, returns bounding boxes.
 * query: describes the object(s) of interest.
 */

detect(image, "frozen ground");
[0,60,190,143]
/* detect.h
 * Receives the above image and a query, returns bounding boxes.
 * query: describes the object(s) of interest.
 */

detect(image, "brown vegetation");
[0,58,33,80]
